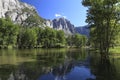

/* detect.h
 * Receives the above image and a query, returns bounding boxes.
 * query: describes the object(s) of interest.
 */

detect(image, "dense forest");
[0,18,87,49]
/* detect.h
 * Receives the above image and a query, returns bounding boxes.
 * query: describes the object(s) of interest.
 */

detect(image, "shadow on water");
[0,49,120,80]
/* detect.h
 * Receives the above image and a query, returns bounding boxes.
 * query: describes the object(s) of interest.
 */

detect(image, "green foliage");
[82,0,120,56]
[41,27,54,48]
[17,26,66,48]
[74,34,82,47]
[41,27,65,48]
[23,14,44,27]
[18,28,37,48]
[66,35,74,47]
[74,34,87,47]
[66,34,87,48]
[56,30,66,44]
[110,46,120,54]
[0,18,87,49]
[0,18,19,48]
[34,27,43,46]
[22,7,33,13]
[22,7,44,27]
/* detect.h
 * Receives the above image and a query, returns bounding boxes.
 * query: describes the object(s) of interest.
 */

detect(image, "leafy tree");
[81,35,87,47]
[34,27,43,47]
[82,0,120,58]
[18,28,37,48]
[17,26,66,48]
[56,30,66,44]
[41,27,57,48]
[66,34,87,48]
[38,27,66,48]
[22,14,44,27]
[73,34,87,47]
[0,18,19,48]
[66,35,74,47]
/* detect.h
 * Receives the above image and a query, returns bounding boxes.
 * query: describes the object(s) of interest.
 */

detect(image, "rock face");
[0,0,39,25]
[45,18,75,35]
[0,0,75,34]
[0,0,89,36]
[75,25,90,37]
[45,18,90,36]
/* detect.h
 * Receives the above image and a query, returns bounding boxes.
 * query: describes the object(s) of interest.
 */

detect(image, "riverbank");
[110,46,120,54]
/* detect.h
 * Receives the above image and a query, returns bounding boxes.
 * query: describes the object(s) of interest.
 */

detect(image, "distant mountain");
[0,0,89,36]
[45,18,76,35]
[75,25,90,37]
[45,18,90,36]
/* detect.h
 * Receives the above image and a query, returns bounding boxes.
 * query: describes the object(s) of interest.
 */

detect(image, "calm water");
[0,49,120,80]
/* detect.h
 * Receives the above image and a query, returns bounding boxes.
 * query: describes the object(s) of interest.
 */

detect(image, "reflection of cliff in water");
[41,53,96,80]
[7,69,28,80]
[0,63,52,80]
[0,50,66,80]
[0,65,28,80]
[0,49,96,80]
[52,57,74,80]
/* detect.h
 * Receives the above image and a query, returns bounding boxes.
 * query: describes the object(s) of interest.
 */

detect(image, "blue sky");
[21,0,88,26]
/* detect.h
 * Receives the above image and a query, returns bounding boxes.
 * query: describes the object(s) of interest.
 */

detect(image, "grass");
[110,46,120,54]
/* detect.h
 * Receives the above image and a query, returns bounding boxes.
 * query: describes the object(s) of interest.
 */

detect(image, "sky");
[21,0,88,26]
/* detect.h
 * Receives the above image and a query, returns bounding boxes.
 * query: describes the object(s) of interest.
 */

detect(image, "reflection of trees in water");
[8,69,28,80]
[0,49,92,80]
[0,65,28,80]
[0,49,120,80]
[6,61,73,80]
[51,51,92,80]
[0,51,67,80]
[0,65,16,80]
[52,58,74,80]
[66,48,87,61]
[90,56,119,80]
[1,62,51,80]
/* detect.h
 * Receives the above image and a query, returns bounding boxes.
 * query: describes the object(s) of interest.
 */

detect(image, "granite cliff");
[45,18,75,35]
[0,0,89,36]
[75,25,90,37]
[0,0,44,27]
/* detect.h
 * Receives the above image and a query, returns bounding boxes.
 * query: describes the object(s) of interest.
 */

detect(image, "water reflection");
[39,51,95,80]
[90,54,120,80]
[0,49,120,80]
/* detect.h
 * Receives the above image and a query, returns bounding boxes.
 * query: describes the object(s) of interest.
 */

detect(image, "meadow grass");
[110,46,120,54]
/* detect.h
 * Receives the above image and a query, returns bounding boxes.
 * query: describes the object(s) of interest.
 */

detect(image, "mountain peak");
[0,0,89,36]
[45,17,75,35]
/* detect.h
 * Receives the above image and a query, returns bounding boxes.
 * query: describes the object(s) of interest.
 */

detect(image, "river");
[0,48,120,80]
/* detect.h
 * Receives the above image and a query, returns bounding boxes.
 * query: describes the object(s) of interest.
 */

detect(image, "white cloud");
[55,14,62,17]
[63,16,67,18]
[55,13,67,18]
